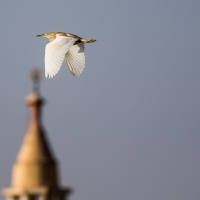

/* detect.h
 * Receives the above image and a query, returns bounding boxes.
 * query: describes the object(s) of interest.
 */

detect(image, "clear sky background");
[0,1,199,200]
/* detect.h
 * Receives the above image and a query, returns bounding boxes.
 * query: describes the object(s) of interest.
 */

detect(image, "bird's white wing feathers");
[65,42,85,76]
[45,36,77,78]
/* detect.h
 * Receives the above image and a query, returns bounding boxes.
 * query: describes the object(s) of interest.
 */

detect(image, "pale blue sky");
[0,1,200,200]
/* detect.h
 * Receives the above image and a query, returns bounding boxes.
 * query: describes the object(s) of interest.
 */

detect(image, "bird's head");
[36,32,57,41]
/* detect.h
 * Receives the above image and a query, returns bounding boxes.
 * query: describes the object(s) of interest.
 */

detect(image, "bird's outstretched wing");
[45,35,77,78]
[65,42,85,76]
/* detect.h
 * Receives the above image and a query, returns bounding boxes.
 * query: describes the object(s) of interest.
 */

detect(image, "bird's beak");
[36,34,45,37]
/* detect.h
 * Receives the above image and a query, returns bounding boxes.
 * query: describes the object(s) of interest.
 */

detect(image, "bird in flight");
[37,32,96,78]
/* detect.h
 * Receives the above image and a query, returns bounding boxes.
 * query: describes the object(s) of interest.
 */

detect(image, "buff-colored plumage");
[37,32,96,78]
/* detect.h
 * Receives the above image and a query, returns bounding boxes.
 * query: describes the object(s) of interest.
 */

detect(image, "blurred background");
[0,1,200,200]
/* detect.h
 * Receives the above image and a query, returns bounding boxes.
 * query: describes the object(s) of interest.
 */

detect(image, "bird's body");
[37,32,96,78]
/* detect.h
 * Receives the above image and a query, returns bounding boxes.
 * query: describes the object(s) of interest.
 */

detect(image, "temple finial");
[30,68,41,93]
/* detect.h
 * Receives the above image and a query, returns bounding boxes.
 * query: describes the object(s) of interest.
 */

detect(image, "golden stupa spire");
[2,69,71,200]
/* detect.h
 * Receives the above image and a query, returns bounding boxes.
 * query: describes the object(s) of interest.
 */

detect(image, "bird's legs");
[81,39,96,43]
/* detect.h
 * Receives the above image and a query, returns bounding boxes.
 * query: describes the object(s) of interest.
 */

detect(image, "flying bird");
[36,32,96,78]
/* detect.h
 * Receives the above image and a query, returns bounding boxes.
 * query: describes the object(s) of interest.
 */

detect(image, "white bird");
[37,32,96,78]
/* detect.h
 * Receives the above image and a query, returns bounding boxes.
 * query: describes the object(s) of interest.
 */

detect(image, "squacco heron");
[36,32,96,78]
